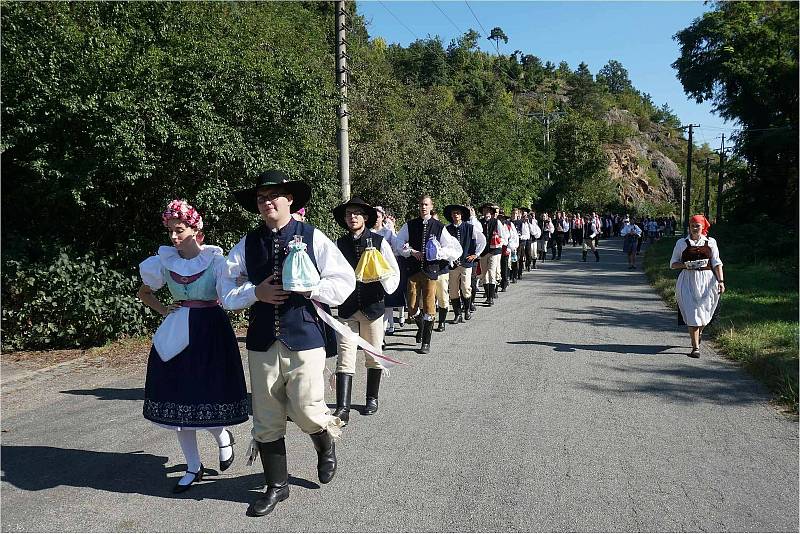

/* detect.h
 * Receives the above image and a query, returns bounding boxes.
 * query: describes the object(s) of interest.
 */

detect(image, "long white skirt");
[676,269,720,327]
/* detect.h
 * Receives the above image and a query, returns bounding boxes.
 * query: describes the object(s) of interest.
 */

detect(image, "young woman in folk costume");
[137,200,248,493]
[670,215,725,358]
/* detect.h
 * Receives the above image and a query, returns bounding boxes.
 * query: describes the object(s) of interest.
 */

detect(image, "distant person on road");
[137,199,248,494]
[582,214,600,262]
[620,217,643,269]
[670,215,725,358]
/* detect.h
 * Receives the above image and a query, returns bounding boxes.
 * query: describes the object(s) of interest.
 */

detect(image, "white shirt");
[221,226,356,310]
[669,236,723,268]
[496,218,510,246]
[395,216,463,262]
[528,219,542,239]
[469,217,487,256]
[516,219,531,240]
[139,245,229,297]
[506,222,519,250]
[620,223,642,237]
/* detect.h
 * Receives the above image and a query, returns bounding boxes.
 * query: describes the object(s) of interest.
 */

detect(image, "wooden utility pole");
[684,124,699,231]
[703,157,711,218]
[716,134,725,223]
[335,0,350,202]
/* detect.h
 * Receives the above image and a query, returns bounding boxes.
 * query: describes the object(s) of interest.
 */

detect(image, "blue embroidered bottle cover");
[282,235,321,292]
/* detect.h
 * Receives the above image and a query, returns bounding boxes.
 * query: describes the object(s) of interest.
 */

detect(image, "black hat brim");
[443,204,469,224]
[233,181,311,215]
[332,198,377,229]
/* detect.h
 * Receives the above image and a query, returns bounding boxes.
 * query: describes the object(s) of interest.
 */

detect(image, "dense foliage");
[673,0,799,224]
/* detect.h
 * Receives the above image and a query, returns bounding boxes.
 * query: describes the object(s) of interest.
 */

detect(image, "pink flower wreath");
[161,199,204,230]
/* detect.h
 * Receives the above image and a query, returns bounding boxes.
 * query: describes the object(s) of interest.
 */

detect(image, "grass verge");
[643,223,799,414]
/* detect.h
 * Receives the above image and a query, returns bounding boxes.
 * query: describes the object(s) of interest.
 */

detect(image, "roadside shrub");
[1,252,158,351]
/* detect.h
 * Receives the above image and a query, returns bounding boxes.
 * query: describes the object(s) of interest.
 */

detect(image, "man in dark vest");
[477,203,504,306]
[224,171,356,517]
[443,204,477,323]
[395,195,462,353]
[331,197,399,425]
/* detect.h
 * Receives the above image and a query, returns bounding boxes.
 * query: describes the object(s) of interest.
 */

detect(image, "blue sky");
[356,0,737,147]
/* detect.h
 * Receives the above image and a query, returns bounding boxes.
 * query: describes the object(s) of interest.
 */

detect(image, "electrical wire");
[378,0,420,40]
[464,0,489,37]
[432,0,463,35]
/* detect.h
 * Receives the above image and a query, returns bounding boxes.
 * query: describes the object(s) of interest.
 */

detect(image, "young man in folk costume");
[331,197,400,425]
[527,209,542,269]
[395,195,462,354]
[466,206,487,316]
[443,204,478,324]
[223,170,356,517]
[477,203,505,306]
[512,207,532,278]
[502,214,520,287]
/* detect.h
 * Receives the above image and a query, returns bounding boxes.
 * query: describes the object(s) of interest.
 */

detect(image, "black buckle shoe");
[173,464,204,494]
[219,429,235,472]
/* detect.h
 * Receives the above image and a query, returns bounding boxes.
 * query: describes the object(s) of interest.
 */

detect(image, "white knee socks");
[175,429,201,485]
[206,427,232,463]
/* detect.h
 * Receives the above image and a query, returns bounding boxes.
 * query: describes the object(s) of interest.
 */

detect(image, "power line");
[432,1,462,35]
[378,0,419,40]
[464,0,488,37]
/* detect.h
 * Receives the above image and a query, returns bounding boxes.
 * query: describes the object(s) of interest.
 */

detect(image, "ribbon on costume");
[311,300,408,369]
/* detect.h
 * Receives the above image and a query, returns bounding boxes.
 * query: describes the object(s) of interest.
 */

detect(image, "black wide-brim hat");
[515,207,530,213]
[443,204,469,223]
[477,202,498,214]
[332,196,377,229]
[232,170,311,214]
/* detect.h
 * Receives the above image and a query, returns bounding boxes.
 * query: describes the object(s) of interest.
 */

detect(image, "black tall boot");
[469,293,476,312]
[462,297,472,320]
[415,314,423,344]
[364,367,381,415]
[435,307,447,332]
[419,319,434,354]
[486,284,495,306]
[246,439,289,517]
[451,298,463,323]
[332,373,352,426]
[594,250,600,262]
[309,430,336,484]
[582,250,587,262]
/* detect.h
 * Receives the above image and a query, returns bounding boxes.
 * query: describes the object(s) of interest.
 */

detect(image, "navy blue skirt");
[143,306,249,428]
[384,256,408,308]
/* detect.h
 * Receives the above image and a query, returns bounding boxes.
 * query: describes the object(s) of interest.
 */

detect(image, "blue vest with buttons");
[446,223,476,267]
[336,230,386,321]
[244,219,326,352]
[408,217,448,279]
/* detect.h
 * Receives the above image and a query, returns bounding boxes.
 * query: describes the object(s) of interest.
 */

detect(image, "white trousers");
[336,311,385,374]
[479,254,501,285]
[448,265,473,298]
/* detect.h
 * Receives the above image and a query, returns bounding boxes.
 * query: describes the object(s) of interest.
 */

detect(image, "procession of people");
[137,170,712,517]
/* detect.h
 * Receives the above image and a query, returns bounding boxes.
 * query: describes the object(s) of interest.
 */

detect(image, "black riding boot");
[415,315,424,344]
[435,307,447,332]
[594,250,600,262]
[364,367,381,415]
[469,292,477,312]
[419,319,434,354]
[246,439,289,517]
[309,430,336,484]
[332,373,352,426]
[582,250,587,262]
[451,298,463,323]
[462,297,472,320]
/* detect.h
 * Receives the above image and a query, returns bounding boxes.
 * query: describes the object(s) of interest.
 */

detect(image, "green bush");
[1,252,158,351]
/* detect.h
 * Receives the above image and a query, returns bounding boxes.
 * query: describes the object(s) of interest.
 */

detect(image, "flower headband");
[162,199,203,230]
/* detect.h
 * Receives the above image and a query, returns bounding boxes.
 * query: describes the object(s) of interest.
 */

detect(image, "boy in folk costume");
[223,170,356,517]
[443,204,478,323]
[467,206,487,315]
[331,197,400,424]
[395,195,462,354]
[477,203,504,306]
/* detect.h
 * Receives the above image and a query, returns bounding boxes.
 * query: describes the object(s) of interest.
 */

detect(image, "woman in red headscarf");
[669,215,726,358]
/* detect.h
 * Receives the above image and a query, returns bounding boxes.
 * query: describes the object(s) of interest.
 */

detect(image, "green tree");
[596,59,633,94]
[487,27,508,56]
[673,1,798,222]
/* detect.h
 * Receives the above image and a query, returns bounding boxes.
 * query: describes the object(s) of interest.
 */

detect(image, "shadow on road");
[507,340,683,356]
[573,361,769,406]
[540,305,676,333]
[0,445,318,503]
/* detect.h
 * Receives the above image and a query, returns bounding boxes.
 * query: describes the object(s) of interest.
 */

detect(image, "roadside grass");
[643,224,799,414]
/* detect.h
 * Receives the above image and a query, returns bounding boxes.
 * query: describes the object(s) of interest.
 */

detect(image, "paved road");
[2,238,798,532]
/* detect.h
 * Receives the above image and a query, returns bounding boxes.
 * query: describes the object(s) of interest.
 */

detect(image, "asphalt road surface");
[2,238,798,532]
